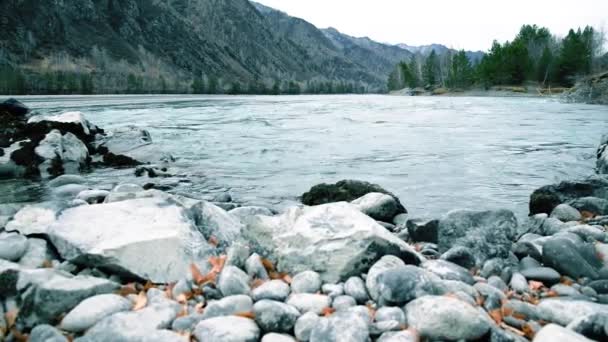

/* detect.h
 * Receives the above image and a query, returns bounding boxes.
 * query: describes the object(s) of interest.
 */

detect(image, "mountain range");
[0,0,483,93]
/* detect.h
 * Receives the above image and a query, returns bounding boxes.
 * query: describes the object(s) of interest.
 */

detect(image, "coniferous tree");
[423,50,439,88]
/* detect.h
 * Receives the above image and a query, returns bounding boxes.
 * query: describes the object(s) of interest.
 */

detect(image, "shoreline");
[1,100,608,341]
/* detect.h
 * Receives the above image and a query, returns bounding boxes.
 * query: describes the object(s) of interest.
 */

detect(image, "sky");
[255,0,608,51]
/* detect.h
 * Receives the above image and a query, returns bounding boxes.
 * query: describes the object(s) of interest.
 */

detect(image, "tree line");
[388,24,607,91]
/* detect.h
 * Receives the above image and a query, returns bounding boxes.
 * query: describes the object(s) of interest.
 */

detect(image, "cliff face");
[0,0,413,92]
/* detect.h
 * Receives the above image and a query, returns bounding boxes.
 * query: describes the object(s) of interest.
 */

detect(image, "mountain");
[397,43,485,63]
[0,0,414,94]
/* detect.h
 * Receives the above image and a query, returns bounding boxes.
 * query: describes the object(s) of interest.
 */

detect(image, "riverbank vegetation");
[387,24,608,92]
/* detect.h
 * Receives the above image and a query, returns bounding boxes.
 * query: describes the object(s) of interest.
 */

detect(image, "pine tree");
[423,50,439,88]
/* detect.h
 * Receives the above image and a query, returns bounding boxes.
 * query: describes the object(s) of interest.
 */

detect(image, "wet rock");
[18,238,52,269]
[194,316,260,342]
[440,246,476,269]
[366,255,405,301]
[351,192,404,222]
[422,259,475,284]
[301,180,406,211]
[332,295,357,311]
[375,307,405,325]
[405,296,490,340]
[406,218,439,243]
[286,293,331,314]
[0,232,28,261]
[375,265,440,305]
[252,280,291,302]
[291,271,322,294]
[52,183,89,199]
[202,295,253,319]
[29,324,68,342]
[60,294,131,332]
[569,197,608,216]
[344,276,368,304]
[533,323,593,342]
[294,312,320,341]
[438,209,518,265]
[520,267,561,285]
[566,313,608,341]
[529,176,608,215]
[519,256,542,271]
[17,269,119,328]
[310,310,370,342]
[550,283,581,297]
[249,202,422,283]
[253,300,300,333]
[47,197,212,283]
[218,266,251,296]
[542,237,600,280]
[0,98,29,116]
[537,298,608,325]
[550,203,582,222]
[566,225,608,242]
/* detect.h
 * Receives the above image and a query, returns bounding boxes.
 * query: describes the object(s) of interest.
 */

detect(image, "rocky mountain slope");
[397,43,485,63]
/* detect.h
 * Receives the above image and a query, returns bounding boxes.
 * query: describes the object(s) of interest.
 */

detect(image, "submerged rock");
[47,197,212,283]
[437,209,518,265]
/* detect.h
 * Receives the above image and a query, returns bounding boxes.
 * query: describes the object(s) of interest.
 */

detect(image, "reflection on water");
[3,94,607,218]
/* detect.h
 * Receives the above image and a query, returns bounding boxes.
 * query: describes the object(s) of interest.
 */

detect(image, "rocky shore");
[2,99,608,341]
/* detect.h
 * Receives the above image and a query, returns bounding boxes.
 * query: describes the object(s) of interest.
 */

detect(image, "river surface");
[2,95,607,219]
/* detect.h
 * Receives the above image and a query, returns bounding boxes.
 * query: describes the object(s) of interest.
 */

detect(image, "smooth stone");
[440,246,476,269]
[343,277,368,304]
[253,300,300,333]
[533,323,593,342]
[537,298,608,325]
[503,300,542,321]
[520,267,561,285]
[366,255,405,301]
[551,284,581,297]
[286,293,331,314]
[589,280,608,294]
[550,204,582,222]
[252,280,291,302]
[351,192,404,222]
[202,295,253,319]
[422,259,475,285]
[0,232,28,261]
[76,189,110,204]
[29,324,69,342]
[194,316,260,342]
[171,313,205,332]
[566,313,608,341]
[375,307,406,325]
[487,276,509,292]
[369,320,401,336]
[519,256,542,270]
[295,312,320,341]
[392,213,408,227]
[332,295,357,311]
[52,184,89,199]
[291,271,322,294]
[406,218,439,243]
[245,253,270,280]
[309,310,370,342]
[48,174,86,188]
[375,265,440,305]
[566,225,608,242]
[438,209,518,265]
[569,197,608,216]
[261,333,297,342]
[528,176,608,215]
[61,294,132,332]
[510,272,529,294]
[405,296,490,340]
[321,283,344,298]
[226,242,251,269]
[18,238,52,269]
[377,331,418,342]
[542,237,599,280]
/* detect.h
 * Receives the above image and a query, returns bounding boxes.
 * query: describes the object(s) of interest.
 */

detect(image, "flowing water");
[2,95,607,219]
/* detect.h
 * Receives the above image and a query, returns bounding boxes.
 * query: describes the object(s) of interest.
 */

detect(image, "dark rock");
[375,265,440,305]
[550,203,582,222]
[301,179,406,213]
[520,267,561,285]
[253,300,300,333]
[440,246,476,269]
[589,280,608,294]
[530,176,608,215]
[513,241,543,261]
[0,98,29,116]
[518,256,541,271]
[567,313,608,341]
[406,218,439,243]
[29,324,68,342]
[422,259,475,285]
[542,237,600,280]
[438,209,518,266]
[569,197,608,216]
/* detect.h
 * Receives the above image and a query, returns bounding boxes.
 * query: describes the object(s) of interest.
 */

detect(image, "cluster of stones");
[1,101,608,341]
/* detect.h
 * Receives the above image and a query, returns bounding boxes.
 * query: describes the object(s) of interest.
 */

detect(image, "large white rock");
[35,130,89,176]
[28,111,96,136]
[47,197,213,283]
[246,202,423,283]
[5,204,57,235]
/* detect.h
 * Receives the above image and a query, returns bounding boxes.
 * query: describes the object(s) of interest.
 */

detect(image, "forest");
[387,25,608,92]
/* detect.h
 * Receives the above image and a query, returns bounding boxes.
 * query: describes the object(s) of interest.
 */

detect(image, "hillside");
[0,0,414,94]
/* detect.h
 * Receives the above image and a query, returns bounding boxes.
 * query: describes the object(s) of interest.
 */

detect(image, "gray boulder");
[569,197,608,216]
[567,313,608,341]
[405,296,490,340]
[375,265,441,305]
[550,203,582,222]
[97,126,169,166]
[0,232,28,261]
[253,300,300,333]
[537,299,608,326]
[440,245,476,269]
[252,280,291,302]
[542,236,600,280]
[344,277,368,304]
[366,255,405,301]
[291,271,322,294]
[351,192,403,222]
[286,293,331,314]
[194,316,260,342]
[438,209,518,265]
[245,253,270,280]
[310,310,370,342]
[332,295,357,311]
[295,312,319,342]
[18,238,53,269]
[245,203,422,283]
[29,324,69,342]
[17,269,119,328]
[218,266,251,296]
[191,201,244,250]
[46,197,212,283]
[60,294,132,332]
[375,307,406,325]
[202,295,253,319]
[529,176,608,215]
[422,259,475,284]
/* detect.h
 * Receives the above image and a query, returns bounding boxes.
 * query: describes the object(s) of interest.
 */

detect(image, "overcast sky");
[255,0,608,51]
